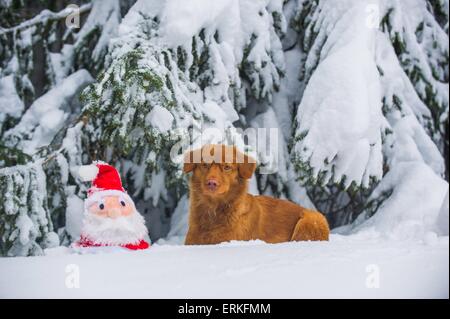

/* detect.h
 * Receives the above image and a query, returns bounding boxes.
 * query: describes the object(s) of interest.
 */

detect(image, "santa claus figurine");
[74,162,150,250]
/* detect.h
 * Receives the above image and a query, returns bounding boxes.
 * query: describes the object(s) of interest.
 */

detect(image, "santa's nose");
[107,208,121,219]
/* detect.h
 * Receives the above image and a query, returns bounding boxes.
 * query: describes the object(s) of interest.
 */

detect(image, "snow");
[144,169,168,207]
[0,4,92,36]
[75,0,120,62]
[201,100,233,129]
[350,162,449,240]
[145,105,174,133]
[375,31,446,177]
[166,194,189,239]
[293,0,384,188]
[436,189,449,236]
[62,122,85,168]
[160,0,242,49]
[383,0,449,114]
[42,232,60,249]
[65,193,85,240]
[0,58,25,133]
[117,0,284,120]
[291,0,448,194]
[0,74,24,119]
[0,235,447,298]
[3,70,94,155]
[78,164,99,182]
[0,162,57,256]
[272,46,302,140]
[16,215,34,245]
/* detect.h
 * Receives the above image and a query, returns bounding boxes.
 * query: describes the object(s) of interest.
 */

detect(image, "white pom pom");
[78,164,99,182]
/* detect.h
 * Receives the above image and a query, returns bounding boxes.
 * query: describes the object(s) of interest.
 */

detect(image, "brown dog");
[183,144,329,245]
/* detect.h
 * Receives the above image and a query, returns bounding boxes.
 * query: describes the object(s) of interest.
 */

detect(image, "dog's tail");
[291,210,330,241]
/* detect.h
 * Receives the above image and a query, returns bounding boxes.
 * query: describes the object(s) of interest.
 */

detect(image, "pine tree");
[0,0,123,255]
[0,161,58,256]
[289,0,448,226]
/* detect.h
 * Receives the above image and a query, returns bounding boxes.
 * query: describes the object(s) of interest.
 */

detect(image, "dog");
[183,144,330,245]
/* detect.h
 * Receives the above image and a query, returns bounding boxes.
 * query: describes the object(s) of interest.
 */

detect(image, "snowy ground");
[0,234,448,299]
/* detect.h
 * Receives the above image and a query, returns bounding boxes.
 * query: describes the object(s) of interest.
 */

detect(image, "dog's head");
[183,144,256,197]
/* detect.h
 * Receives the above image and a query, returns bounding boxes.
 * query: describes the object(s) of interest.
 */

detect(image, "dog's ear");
[237,152,256,179]
[183,149,201,173]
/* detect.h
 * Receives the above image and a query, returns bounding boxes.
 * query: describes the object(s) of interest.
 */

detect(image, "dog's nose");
[206,179,219,191]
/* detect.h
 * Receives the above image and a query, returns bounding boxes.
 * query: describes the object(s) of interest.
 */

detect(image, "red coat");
[75,236,150,250]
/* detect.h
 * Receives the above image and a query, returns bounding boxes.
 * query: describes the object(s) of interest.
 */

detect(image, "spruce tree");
[0,0,123,255]
[290,0,448,226]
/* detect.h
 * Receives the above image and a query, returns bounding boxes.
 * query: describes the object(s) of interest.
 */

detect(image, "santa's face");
[88,196,134,219]
[82,195,148,245]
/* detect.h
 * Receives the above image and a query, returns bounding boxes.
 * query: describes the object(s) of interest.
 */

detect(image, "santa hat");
[78,162,134,210]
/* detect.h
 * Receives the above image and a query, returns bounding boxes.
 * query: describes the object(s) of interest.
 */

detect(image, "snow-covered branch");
[0,4,92,35]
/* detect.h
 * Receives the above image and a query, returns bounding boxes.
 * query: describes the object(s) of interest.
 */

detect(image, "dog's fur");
[183,144,330,245]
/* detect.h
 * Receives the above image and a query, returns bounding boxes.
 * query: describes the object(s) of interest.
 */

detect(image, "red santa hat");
[78,162,134,210]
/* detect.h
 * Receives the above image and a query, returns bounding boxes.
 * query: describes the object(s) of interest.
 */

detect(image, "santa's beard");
[81,211,148,246]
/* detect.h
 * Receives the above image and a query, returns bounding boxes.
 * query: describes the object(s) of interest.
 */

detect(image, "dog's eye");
[224,165,232,171]
[202,163,209,169]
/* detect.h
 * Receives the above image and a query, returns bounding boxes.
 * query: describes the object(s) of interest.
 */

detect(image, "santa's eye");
[120,200,126,207]
[99,203,105,210]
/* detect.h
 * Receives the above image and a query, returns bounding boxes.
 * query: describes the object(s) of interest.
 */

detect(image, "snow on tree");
[380,0,449,177]
[0,161,58,256]
[0,1,120,136]
[3,69,93,154]
[348,162,448,240]
[436,188,449,236]
[290,0,448,226]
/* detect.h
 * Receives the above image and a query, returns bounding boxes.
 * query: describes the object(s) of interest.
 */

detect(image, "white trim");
[78,164,99,182]
[92,160,108,166]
